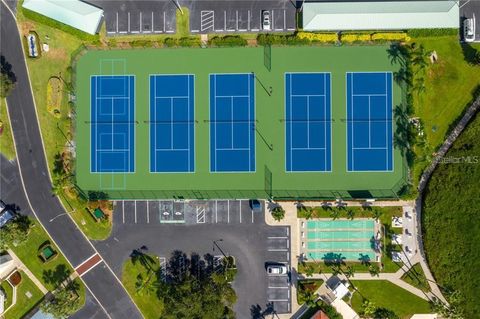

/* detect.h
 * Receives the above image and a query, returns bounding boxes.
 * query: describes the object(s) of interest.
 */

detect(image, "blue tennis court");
[91,75,135,173]
[285,73,331,172]
[347,72,393,172]
[150,74,194,172]
[210,73,255,172]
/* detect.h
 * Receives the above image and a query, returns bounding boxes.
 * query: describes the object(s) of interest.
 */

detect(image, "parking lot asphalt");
[187,0,296,33]
[94,200,292,318]
[460,0,480,42]
[87,0,177,35]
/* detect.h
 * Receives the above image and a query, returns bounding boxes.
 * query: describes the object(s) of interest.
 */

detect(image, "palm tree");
[346,208,355,220]
[301,289,318,308]
[344,265,355,279]
[330,209,340,220]
[369,264,380,277]
[371,207,383,221]
[304,264,315,278]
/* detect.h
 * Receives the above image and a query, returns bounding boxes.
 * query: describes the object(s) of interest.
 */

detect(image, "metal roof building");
[302,1,459,31]
[22,0,103,35]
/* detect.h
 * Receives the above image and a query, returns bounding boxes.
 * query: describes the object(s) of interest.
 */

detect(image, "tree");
[304,263,315,277]
[0,215,31,249]
[346,208,355,220]
[371,207,383,221]
[368,264,380,277]
[0,73,14,97]
[271,206,285,221]
[363,300,377,317]
[374,307,400,319]
[330,209,340,220]
[300,289,318,308]
[41,283,81,319]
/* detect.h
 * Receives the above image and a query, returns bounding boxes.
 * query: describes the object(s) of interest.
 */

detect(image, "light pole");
[49,209,76,222]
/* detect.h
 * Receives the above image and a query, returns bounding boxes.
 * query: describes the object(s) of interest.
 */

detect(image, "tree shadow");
[42,264,71,288]
[250,302,276,319]
[461,42,480,65]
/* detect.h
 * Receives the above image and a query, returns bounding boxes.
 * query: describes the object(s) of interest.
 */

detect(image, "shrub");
[129,40,152,48]
[371,32,411,42]
[178,37,201,47]
[271,206,286,221]
[163,38,178,47]
[297,32,338,43]
[407,28,459,37]
[340,33,372,43]
[208,35,247,47]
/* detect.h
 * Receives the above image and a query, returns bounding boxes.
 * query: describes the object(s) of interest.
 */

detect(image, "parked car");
[0,200,6,212]
[464,15,475,42]
[249,199,262,213]
[0,210,15,228]
[262,10,271,31]
[267,264,288,275]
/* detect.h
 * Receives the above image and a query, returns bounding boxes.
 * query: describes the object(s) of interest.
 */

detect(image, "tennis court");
[149,74,195,173]
[210,73,255,172]
[347,72,393,172]
[285,72,331,172]
[90,75,135,173]
[301,219,377,262]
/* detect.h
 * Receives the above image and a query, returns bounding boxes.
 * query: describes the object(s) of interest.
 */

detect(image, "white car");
[464,15,475,43]
[262,10,271,31]
[267,264,288,275]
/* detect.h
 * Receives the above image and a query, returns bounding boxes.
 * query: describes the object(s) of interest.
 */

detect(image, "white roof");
[22,0,103,35]
[303,1,459,31]
[333,281,349,299]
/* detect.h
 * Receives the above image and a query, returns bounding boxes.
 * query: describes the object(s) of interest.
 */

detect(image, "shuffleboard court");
[285,73,331,172]
[347,72,393,172]
[210,73,255,172]
[90,75,135,173]
[149,74,195,173]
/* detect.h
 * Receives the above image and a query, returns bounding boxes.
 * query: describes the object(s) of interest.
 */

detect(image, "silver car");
[262,10,271,31]
[267,264,288,275]
[464,15,475,43]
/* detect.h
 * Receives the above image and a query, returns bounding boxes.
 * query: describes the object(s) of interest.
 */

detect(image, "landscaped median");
[0,98,15,160]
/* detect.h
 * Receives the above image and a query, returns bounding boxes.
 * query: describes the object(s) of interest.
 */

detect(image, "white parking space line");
[116,12,119,33]
[122,201,125,224]
[134,200,137,223]
[146,202,150,223]
[286,228,289,236]
[268,299,289,302]
[272,10,275,30]
[215,203,218,223]
[252,28,259,31]
[239,201,242,223]
[151,12,154,33]
[227,200,230,223]
[268,249,288,252]
[268,286,290,289]
[128,12,130,33]
[236,10,239,30]
[268,236,288,239]
[140,12,142,33]
[164,12,166,32]
[284,9,286,30]
[287,240,289,249]
[224,11,226,30]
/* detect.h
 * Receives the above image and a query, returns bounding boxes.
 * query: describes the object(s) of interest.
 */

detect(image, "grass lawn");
[122,255,164,318]
[3,272,44,319]
[9,217,86,312]
[0,98,16,160]
[422,111,480,317]
[401,263,430,293]
[411,36,480,184]
[15,4,112,240]
[1,280,14,310]
[351,280,431,319]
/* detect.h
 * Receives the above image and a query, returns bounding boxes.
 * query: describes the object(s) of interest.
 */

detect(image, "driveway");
[94,199,292,318]
[460,0,480,42]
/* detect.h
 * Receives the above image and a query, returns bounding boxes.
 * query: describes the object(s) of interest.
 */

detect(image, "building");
[302,1,459,31]
[22,0,104,35]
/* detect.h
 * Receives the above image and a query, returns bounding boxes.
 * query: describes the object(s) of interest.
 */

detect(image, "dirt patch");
[20,21,36,36]
[247,39,258,47]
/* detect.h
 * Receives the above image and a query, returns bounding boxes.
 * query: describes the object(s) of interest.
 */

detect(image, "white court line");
[134,200,137,223]
[122,201,125,223]
[146,202,150,223]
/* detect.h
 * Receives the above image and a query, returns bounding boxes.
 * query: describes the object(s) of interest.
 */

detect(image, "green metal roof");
[22,0,103,35]
[303,1,459,31]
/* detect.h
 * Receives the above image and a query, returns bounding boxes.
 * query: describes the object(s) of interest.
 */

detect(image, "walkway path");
[7,249,48,294]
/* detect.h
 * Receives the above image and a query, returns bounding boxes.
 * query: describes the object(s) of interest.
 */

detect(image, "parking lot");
[115,199,262,225]
[88,0,176,35]
[189,1,296,33]
[460,0,480,42]
[99,200,292,317]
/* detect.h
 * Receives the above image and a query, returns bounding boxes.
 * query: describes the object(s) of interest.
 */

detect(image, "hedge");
[22,7,100,42]
[407,28,459,37]
[178,37,201,47]
[340,33,372,43]
[257,34,310,45]
[371,32,411,42]
[296,32,338,43]
[208,35,247,47]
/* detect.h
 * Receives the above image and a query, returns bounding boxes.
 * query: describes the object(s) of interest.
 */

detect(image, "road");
[0,2,142,318]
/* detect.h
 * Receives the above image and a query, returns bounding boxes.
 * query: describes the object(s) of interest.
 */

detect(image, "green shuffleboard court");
[75,45,407,200]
